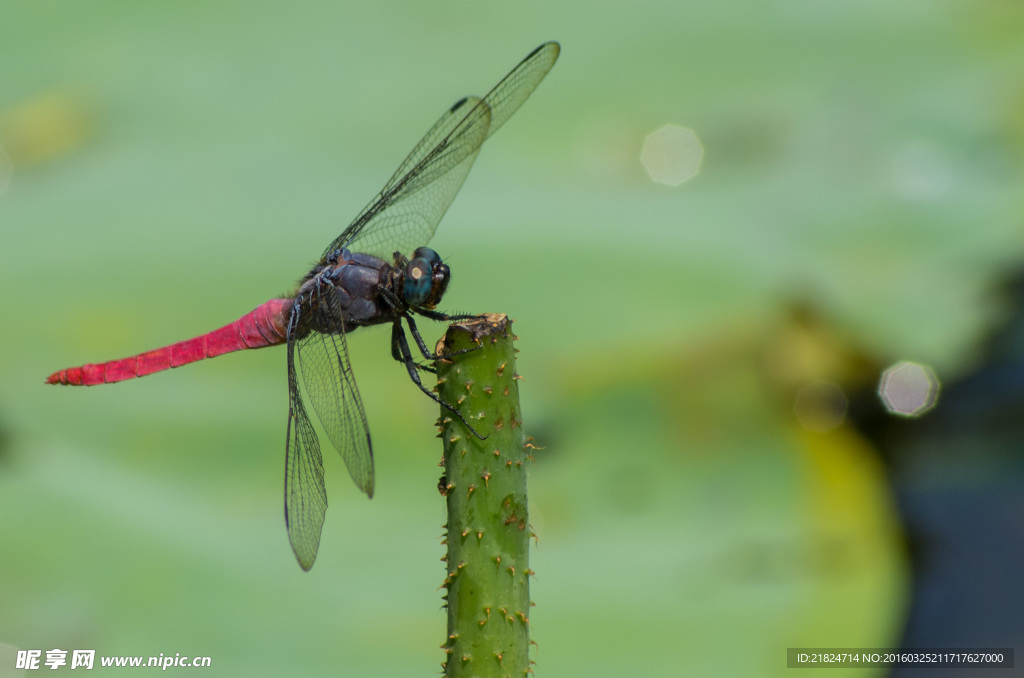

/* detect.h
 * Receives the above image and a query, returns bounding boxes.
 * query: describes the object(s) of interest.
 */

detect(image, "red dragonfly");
[47,42,559,570]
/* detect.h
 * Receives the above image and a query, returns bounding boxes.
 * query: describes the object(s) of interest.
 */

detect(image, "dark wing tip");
[449,96,469,114]
[363,465,375,498]
[528,41,560,60]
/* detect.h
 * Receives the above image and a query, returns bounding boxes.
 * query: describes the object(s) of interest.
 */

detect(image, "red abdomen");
[47,298,291,386]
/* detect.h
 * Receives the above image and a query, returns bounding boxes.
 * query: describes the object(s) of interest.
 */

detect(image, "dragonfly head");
[402,246,450,309]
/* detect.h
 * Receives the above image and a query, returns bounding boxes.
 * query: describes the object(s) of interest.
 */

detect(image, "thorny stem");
[435,314,533,678]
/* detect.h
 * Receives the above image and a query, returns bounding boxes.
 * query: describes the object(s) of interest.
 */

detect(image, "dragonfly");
[46,41,560,570]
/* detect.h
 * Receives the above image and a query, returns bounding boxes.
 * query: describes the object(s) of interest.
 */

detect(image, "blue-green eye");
[403,258,433,305]
[412,247,441,266]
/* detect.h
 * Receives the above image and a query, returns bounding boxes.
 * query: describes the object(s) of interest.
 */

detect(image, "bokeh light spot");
[878,361,940,417]
[794,380,848,433]
[641,124,703,186]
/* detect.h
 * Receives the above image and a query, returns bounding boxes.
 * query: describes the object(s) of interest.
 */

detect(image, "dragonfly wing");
[296,293,375,497]
[323,97,489,261]
[323,41,560,260]
[333,125,487,262]
[379,95,485,204]
[284,338,329,571]
[283,285,373,571]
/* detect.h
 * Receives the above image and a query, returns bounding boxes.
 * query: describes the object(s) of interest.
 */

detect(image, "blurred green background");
[2,1,1023,676]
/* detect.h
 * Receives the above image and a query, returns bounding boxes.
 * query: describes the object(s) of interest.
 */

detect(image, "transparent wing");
[284,357,328,571]
[283,291,374,571]
[322,41,560,261]
[325,104,487,263]
[375,94,484,207]
[297,295,374,497]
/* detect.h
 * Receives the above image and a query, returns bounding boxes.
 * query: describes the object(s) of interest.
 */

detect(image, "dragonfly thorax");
[295,245,451,335]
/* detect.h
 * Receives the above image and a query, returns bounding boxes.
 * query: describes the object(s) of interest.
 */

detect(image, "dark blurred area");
[848,269,1024,661]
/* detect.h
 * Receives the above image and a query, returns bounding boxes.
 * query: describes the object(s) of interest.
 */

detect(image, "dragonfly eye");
[412,247,442,266]
[403,258,435,306]
[403,250,450,308]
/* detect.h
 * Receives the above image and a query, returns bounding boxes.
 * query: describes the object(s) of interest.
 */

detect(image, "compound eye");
[403,257,433,306]
[412,247,441,266]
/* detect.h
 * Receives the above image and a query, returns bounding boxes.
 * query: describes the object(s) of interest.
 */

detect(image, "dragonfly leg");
[392,321,486,440]
[390,320,436,374]
[378,285,479,367]
[405,314,444,361]
[415,307,479,322]
[407,312,483,364]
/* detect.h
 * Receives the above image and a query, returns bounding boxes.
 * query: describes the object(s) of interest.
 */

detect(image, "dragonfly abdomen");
[46,298,292,386]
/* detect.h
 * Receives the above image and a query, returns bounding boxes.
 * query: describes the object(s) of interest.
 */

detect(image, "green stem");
[436,314,532,678]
